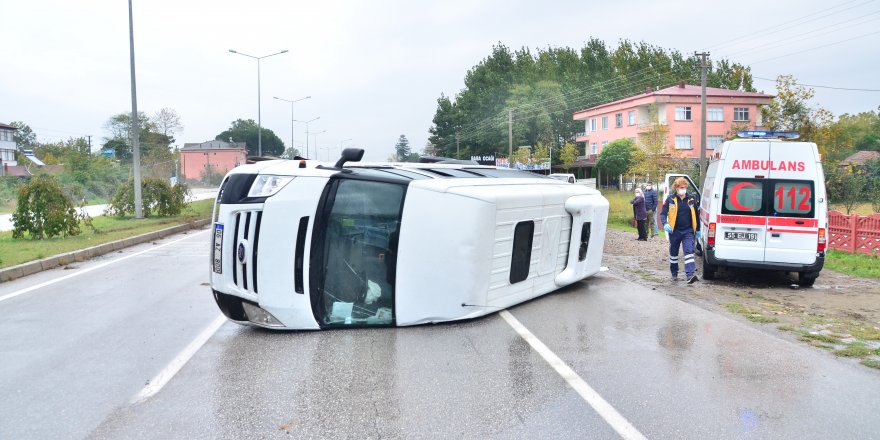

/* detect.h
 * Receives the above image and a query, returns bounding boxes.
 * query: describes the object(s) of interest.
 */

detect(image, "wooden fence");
[828,211,880,255]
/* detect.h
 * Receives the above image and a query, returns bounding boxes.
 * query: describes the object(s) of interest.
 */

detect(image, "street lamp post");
[337,138,352,161]
[229,48,288,157]
[310,130,327,160]
[273,95,311,157]
[293,117,320,158]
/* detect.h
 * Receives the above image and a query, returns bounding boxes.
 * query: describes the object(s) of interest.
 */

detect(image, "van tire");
[702,260,717,280]
[798,271,819,287]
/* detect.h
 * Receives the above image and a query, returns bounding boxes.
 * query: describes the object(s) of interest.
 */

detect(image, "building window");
[615,113,622,128]
[590,118,596,132]
[708,135,724,150]
[734,107,749,121]
[510,221,535,284]
[675,106,692,121]
[675,135,692,150]
[601,116,608,130]
[601,141,608,149]
[591,142,597,154]
[628,111,636,126]
[708,107,723,121]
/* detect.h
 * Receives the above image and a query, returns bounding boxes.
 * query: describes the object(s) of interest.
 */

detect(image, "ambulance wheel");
[798,271,819,287]
[702,260,717,280]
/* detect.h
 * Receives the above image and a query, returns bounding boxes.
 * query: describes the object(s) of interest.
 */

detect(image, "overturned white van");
[210,150,609,329]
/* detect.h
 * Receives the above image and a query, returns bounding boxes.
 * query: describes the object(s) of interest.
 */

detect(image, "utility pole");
[455,129,460,159]
[128,0,143,219]
[508,109,513,165]
[697,51,710,188]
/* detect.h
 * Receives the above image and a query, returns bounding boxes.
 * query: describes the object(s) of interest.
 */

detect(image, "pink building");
[180,140,247,182]
[573,82,773,159]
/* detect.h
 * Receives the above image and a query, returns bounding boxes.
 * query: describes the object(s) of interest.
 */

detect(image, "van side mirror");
[334,148,365,168]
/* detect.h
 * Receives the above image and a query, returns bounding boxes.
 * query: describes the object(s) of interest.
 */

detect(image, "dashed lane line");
[131,314,226,404]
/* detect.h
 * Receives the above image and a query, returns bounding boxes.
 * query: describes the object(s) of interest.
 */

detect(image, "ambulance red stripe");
[767,228,818,234]
[767,217,818,227]
[716,215,766,226]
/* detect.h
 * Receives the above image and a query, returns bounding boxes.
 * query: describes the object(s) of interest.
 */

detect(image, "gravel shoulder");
[601,227,880,368]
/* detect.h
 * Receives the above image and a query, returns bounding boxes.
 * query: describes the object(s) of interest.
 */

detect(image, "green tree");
[102,112,172,162]
[394,135,411,161]
[281,146,302,159]
[430,38,754,159]
[9,121,37,149]
[597,138,635,185]
[107,177,189,217]
[11,174,81,239]
[215,119,285,157]
[152,108,184,146]
[559,142,579,171]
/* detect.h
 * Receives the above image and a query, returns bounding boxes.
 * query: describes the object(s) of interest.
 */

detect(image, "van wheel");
[798,271,819,287]
[702,257,717,280]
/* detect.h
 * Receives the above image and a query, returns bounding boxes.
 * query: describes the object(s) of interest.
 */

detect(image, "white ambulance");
[210,149,609,329]
[696,131,827,287]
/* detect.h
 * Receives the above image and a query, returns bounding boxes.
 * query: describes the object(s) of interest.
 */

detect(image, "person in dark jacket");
[630,187,648,241]
[643,181,659,238]
[660,177,700,283]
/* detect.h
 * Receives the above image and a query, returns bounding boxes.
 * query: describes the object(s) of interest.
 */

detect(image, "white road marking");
[0,229,211,304]
[500,310,647,440]
[131,314,226,404]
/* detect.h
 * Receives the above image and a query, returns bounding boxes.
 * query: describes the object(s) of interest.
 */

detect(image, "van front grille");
[232,210,262,295]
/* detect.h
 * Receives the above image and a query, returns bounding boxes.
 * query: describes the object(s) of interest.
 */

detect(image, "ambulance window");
[772,181,814,217]
[723,179,764,215]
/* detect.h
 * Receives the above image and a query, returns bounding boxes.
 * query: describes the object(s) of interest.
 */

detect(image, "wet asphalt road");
[1,229,879,439]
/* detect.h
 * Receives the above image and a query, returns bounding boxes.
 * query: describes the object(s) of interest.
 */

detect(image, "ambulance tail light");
[708,223,716,246]
[817,228,826,252]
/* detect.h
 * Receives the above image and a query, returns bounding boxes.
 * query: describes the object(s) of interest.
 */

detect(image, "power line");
[753,76,880,92]
[746,29,880,65]
[707,0,870,51]
[720,11,880,58]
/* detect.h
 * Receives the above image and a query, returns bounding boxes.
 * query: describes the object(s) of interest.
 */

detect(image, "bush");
[11,174,81,239]
[106,177,190,217]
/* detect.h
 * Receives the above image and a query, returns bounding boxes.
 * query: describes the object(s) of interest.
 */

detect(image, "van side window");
[510,221,535,284]
[723,179,764,215]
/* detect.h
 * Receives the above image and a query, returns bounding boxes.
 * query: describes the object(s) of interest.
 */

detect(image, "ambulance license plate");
[725,232,757,242]
[213,224,223,274]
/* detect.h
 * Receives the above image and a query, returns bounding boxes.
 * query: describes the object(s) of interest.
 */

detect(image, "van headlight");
[248,175,294,198]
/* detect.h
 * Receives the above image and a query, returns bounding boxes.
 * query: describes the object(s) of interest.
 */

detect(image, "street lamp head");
[281,50,289,53]
[228,49,237,53]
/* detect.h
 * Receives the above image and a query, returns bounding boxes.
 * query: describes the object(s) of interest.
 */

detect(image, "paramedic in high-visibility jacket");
[660,177,700,284]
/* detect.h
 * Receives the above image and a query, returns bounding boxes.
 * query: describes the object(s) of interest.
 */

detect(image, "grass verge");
[825,250,880,279]
[724,303,779,323]
[0,199,213,269]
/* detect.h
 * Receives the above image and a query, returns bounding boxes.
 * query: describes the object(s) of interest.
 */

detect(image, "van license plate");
[213,224,223,274]
[725,232,757,242]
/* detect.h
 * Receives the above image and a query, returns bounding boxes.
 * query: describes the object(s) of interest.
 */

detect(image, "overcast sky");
[1,0,878,161]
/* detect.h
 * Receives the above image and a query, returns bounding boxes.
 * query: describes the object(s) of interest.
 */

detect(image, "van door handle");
[772,233,780,237]
[795,221,804,225]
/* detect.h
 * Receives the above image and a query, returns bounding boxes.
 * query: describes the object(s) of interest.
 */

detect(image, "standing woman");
[630,187,648,241]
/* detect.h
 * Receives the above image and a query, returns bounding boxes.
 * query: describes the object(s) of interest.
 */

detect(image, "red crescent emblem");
[729,182,757,211]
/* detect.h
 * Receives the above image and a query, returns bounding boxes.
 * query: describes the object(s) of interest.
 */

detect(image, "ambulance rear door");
[715,141,770,262]
[764,141,819,265]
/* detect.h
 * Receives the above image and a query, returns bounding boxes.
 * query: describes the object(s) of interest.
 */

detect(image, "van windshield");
[313,178,405,326]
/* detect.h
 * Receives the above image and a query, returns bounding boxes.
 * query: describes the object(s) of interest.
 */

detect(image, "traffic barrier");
[828,211,880,256]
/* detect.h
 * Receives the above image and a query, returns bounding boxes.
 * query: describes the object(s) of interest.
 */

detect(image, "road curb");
[0,218,211,283]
